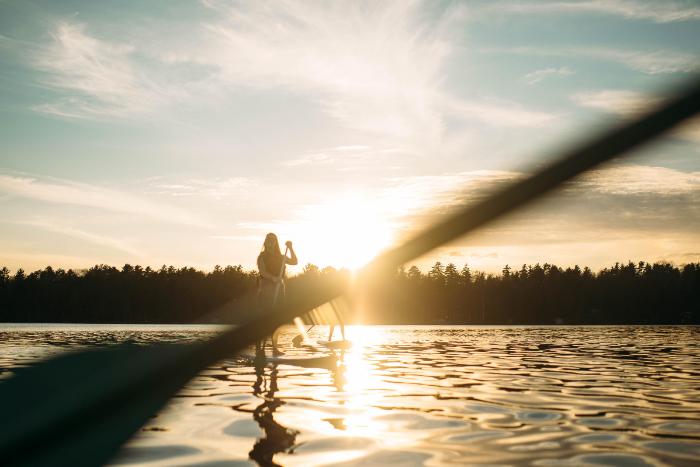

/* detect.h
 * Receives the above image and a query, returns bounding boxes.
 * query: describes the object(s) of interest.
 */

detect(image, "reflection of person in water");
[257,233,298,355]
[245,356,347,465]
[249,363,299,466]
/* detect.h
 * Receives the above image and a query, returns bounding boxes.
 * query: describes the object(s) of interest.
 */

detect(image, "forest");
[0,261,698,324]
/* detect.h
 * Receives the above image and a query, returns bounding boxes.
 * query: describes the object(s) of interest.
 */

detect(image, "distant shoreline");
[2,323,699,327]
[1,261,698,325]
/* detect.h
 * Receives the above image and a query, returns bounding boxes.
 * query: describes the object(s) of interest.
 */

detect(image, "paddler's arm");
[285,241,298,265]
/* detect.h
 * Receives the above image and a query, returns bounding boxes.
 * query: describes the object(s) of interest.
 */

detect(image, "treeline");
[370,261,700,325]
[0,264,258,323]
[0,261,698,324]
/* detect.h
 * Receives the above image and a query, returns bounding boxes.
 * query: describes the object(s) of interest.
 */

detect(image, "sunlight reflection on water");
[1,324,699,466]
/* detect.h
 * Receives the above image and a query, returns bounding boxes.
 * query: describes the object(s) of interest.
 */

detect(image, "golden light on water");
[329,326,395,439]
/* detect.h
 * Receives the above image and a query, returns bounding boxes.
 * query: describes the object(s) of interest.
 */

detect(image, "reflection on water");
[249,364,298,465]
[1,324,700,466]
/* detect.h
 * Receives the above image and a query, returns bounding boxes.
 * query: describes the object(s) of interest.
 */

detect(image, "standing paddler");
[257,232,298,355]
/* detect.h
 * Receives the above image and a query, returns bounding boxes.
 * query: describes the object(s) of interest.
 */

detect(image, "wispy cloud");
[0,173,206,226]
[147,177,256,199]
[402,164,700,270]
[579,165,700,195]
[334,145,370,152]
[210,234,260,242]
[197,1,558,147]
[358,170,522,241]
[572,89,659,115]
[443,97,559,128]
[282,153,335,168]
[201,165,699,270]
[486,1,700,23]
[523,66,574,85]
[0,251,96,272]
[281,145,399,168]
[392,164,700,232]
[13,219,144,258]
[195,0,458,151]
[24,3,558,148]
[586,47,698,74]
[572,89,700,142]
[486,46,698,75]
[31,21,180,118]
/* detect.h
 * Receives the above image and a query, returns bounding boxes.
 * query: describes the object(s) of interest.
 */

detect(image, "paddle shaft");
[272,245,289,304]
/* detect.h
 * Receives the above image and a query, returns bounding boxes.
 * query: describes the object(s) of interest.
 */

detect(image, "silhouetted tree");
[0,261,697,324]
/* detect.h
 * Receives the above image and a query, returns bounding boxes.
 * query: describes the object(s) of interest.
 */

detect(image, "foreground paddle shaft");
[1,76,699,467]
[0,273,348,467]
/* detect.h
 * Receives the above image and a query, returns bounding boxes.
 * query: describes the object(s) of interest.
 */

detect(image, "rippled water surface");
[2,325,699,466]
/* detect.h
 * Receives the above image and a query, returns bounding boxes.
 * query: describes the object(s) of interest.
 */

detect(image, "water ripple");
[1,324,699,466]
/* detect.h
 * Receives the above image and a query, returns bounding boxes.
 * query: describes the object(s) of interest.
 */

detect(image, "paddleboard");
[317,340,352,350]
[241,352,337,369]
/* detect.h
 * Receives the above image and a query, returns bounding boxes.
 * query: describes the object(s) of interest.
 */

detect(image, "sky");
[0,0,698,274]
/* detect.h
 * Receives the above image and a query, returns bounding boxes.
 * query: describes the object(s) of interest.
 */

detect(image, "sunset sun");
[295,193,395,270]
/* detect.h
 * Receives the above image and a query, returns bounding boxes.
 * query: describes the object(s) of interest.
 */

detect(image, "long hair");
[261,233,281,256]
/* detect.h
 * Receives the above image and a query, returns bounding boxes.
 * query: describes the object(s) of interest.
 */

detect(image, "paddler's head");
[263,232,281,255]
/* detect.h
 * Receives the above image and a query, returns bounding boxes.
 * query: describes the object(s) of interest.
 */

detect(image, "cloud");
[486,46,698,75]
[0,252,96,272]
[281,145,397,168]
[210,234,260,242]
[486,1,700,23]
[391,165,700,240]
[578,164,700,195]
[147,177,256,199]
[192,0,463,151]
[368,171,521,243]
[587,48,698,74]
[334,145,370,152]
[0,173,206,226]
[572,89,700,142]
[199,1,558,142]
[31,21,186,118]
[442,97,558,128]
[33,22,151,117]
[199,165,699,271]
[538,166,700,233]
[523,66,574,85]
[13,220,144,258]
[572,89,659,115]
[282,153,335,167]
[25,4,556,149]
[396,164,700,271]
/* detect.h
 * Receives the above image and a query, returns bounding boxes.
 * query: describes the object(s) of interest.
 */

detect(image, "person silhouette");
[257,233,298,355]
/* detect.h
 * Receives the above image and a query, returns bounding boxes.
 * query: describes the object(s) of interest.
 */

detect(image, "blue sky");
[1,0,699,273]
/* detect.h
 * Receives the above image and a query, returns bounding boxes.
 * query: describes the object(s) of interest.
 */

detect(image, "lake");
[1,324,699,466]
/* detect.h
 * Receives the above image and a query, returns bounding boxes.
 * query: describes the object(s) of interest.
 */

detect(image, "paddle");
[291,321,313,347]
[264,244,289,352]
[272,244,290,304]
[1,76,698,467]
[0,273,346,467]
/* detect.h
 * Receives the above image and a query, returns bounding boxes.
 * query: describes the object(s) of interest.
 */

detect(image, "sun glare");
[294,194,395,270]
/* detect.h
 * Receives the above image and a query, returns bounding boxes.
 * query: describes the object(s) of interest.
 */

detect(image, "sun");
[292,193,395,270]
